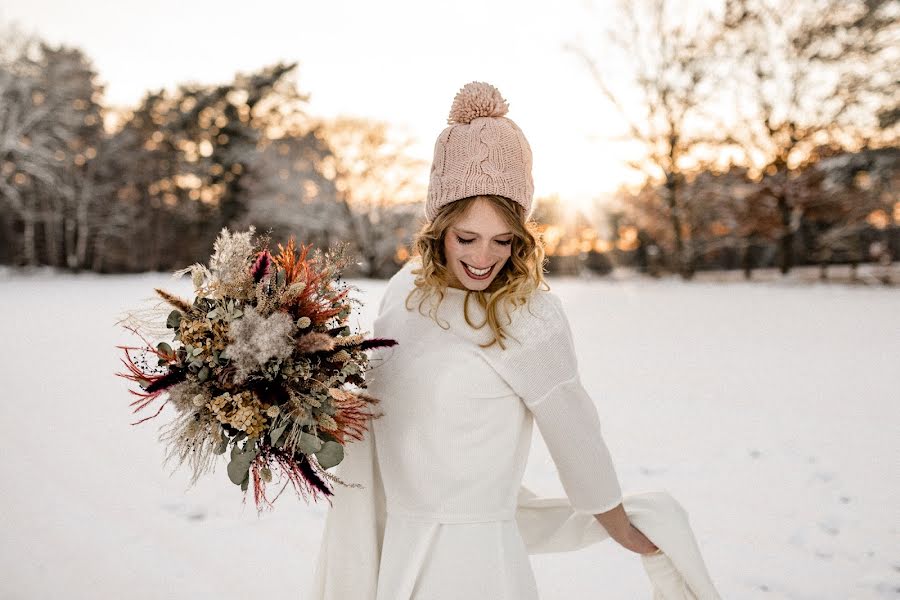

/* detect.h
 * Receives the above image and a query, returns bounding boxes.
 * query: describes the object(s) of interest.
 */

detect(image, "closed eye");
[456,236,512,246]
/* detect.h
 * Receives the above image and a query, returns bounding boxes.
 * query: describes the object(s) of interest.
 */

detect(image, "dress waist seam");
[385,507,516,523]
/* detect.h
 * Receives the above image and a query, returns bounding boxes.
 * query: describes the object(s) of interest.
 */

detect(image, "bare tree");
[721,0,899,274]
[566,0,733,278]
[316,116,426,278]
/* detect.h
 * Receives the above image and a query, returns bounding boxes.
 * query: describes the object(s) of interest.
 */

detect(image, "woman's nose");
[473,244,496,264]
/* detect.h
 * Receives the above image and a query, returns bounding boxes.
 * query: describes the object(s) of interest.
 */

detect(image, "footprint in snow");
[161,501,207,521]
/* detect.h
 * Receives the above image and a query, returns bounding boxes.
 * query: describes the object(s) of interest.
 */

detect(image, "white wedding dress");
[307,258,721,599]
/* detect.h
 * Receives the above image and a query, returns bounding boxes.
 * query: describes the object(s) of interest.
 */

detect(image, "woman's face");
[442,198,514,291]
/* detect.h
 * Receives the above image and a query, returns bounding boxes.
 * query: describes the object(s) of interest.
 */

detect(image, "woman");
[309,82,720,599]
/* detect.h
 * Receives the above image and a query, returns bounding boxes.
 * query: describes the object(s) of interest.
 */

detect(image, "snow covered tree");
[0,28,104,268]
[799,147,899,282]
[316,116,426,278]
[234,128,344,252]
[97,62,306,271]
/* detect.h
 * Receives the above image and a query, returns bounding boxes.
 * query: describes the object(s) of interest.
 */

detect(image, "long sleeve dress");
[307,257,722,599]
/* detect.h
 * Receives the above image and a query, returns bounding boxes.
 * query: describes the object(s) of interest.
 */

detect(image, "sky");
[0,0,645,212]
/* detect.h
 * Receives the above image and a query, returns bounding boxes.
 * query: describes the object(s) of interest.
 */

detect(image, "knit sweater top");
[365,257,623,520]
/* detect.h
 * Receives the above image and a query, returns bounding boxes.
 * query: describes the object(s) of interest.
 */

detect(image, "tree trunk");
[742,243,754,280]
[42,192,63,267]
[777,194,794,275]
[22,211,37,266]
[663,175,689,279]
[65,212,77,269]
[72,175,94,271]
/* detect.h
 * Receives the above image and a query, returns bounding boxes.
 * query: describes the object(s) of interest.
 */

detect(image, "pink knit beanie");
[425,81,534,222]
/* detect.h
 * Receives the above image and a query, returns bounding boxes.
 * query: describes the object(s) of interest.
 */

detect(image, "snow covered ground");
[0,268,897,599]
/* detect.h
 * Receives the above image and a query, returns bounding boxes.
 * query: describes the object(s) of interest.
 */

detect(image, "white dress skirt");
[376,509,540,599]
[311,393,544,600]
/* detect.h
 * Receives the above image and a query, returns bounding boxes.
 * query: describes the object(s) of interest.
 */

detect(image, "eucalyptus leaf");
[166,310,182,329]
[296,432,323,454]
[270,421,289,446]
[227,453,253,485]
[314,441,344,470]
[213,436,228,455]
[157,342,173,356]
[198,366,209,382]
[318,430,339,444]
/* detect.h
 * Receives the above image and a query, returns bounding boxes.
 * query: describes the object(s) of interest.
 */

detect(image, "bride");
[308,81,720,600]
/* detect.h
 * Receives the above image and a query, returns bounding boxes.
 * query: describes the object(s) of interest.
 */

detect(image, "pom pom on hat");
[447,81,509,125]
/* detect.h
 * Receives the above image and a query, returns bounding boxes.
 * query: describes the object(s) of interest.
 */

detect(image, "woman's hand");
[593,504,661,556]
[618,523,660,555]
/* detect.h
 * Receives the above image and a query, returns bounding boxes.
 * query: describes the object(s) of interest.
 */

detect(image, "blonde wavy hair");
[405,194,549,350]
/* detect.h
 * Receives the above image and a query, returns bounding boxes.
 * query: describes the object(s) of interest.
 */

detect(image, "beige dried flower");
[334,333,364,347]
[154,288,194,314]
[296,332,335,354]
[207,226,257,299]
[328,388,354,402]
[317,414,338,431]
[223,306,295,383]
[171,262,213,294]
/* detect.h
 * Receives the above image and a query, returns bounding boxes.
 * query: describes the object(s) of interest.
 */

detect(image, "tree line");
[0,0,897,281]
[0,25,425,278]
[569,0,898,280]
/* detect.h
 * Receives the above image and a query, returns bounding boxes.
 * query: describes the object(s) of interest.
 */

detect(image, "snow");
[0,270,897,599]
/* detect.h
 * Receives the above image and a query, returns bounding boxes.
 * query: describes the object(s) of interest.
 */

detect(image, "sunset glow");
[0,0,643,210]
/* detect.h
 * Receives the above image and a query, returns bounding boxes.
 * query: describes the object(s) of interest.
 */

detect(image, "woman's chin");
[458,276,497,292]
